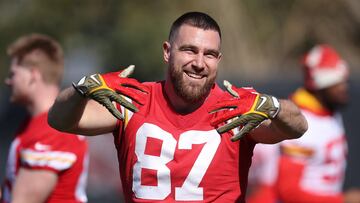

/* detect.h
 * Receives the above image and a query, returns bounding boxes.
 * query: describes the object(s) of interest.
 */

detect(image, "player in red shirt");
[1,34,88,203]
[277,44,360,203]
[48,12,307,202]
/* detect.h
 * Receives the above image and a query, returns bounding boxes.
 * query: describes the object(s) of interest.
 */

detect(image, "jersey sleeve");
[115,96,134,130]
[19,133,80,173]
[20,149,76,173]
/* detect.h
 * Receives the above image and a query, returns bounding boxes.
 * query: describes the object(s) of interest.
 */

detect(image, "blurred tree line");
[1,0,360,84]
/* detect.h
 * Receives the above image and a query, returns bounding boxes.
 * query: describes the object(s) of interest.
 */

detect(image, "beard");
[169,64,216,103]
[319,88,349,112]
[322,94,348,112]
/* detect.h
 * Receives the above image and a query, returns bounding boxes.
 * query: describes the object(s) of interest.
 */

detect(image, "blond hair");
[7,33,64,85]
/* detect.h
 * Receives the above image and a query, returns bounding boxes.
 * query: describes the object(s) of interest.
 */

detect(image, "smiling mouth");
[185,71,204,79]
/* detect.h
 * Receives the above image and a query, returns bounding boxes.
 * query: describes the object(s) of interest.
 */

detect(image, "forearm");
[12,168,57,203]
[49,86,119,135]
[271,99,308,140]
[48,87,88,133]
[251,99,307,143]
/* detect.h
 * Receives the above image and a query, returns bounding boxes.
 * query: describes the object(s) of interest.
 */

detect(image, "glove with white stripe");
[209,80,280,141]
[72,65,148,120]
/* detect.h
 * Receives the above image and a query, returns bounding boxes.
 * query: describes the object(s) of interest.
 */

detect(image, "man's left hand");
[209,80,280,141]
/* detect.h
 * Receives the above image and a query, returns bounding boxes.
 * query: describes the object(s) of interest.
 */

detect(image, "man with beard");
[48,12,307,202]
[277,44,360,203]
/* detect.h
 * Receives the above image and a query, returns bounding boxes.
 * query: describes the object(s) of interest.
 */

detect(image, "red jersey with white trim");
[113,81,256,203]
[277,88,347,203]
[1,112,89,203]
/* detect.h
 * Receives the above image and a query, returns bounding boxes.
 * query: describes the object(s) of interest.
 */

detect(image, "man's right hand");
[209,80,280,141]
[72,65,148,120]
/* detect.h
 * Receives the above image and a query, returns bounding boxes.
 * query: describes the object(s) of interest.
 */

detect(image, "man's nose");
[193,54,205,70]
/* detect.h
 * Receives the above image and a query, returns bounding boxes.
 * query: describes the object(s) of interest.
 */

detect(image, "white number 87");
[132,123,221,201]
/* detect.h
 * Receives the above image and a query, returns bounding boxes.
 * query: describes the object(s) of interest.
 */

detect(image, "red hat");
[302,44,349,90]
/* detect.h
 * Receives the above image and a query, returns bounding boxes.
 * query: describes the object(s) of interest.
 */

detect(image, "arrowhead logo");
[90,74,101,85]
[257,96,267,110]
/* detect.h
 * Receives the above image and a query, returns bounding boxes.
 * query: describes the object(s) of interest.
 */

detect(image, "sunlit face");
[4,58,33,104]
[163,24,222,103]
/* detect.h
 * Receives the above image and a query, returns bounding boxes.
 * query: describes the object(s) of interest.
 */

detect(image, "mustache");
[169,65,215,103]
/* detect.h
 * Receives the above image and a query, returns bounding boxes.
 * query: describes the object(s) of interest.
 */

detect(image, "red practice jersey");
[2,112,89,203]
[113,81,256,203]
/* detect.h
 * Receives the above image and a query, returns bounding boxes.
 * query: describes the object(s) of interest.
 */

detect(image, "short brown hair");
[7,33,64,85]
[169,12,222,43]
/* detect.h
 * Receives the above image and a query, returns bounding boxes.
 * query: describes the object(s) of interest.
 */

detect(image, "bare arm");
[12,168,58,203]
[48,86,118,136]
[250,99,308,144]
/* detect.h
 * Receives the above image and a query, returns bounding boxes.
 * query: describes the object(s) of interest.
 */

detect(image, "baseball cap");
[302,44,349,90]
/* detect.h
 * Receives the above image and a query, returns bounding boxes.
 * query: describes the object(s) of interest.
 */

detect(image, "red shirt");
[114,81,256,203]
[2,112,89,203]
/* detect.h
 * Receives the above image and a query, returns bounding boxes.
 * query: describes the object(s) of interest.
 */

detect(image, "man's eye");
[180,46,197,54]
[205,52,218,59]
[183,48,195,53]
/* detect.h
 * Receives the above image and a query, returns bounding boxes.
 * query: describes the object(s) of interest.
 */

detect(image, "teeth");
[187,72,202,79]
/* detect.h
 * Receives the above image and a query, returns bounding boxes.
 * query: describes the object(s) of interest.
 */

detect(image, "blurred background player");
[277,44,360,203]
[247,143,279,203]
[1,34,88,203]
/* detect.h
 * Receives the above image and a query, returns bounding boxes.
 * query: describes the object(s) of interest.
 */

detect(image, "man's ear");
[163,41,171,63]
[218,52,222,62]
[29,67,42,84]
